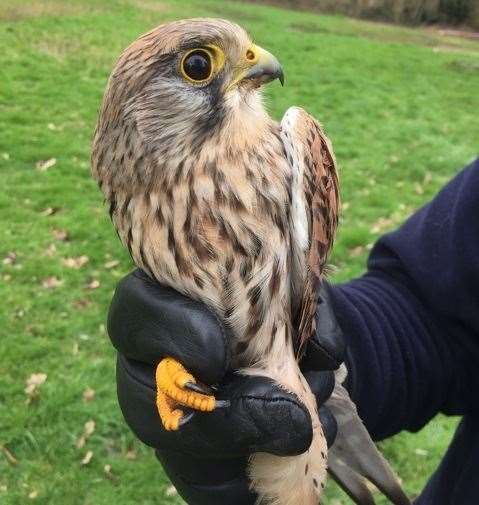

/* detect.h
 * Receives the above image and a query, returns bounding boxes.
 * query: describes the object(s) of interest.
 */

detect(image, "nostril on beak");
[246,49,256,61]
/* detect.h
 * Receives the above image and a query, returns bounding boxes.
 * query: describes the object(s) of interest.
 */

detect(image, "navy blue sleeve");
[329,158,479,441]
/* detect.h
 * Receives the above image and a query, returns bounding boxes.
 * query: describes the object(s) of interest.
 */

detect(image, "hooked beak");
[231,44,284,89]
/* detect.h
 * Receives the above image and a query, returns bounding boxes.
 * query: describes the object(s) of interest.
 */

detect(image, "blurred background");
[1,0,478,503]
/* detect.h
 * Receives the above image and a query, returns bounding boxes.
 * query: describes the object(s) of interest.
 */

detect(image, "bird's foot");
[155,357,228,431]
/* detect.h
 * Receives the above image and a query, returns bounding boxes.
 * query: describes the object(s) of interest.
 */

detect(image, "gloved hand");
[108,269,345,505]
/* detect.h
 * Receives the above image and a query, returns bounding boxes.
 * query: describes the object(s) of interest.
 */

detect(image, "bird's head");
[93,18,284,177]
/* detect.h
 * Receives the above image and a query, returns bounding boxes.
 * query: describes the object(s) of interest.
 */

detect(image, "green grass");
[0,0,477,503]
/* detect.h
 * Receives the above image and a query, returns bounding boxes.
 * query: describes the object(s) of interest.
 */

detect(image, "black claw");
[179,411,194,427]
[184,381,213,395]
[214,399,230,408]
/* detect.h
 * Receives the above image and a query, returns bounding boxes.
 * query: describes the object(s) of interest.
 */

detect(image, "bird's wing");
[281,108,410,505]
[327,366,411,505]
[280,107,339,353]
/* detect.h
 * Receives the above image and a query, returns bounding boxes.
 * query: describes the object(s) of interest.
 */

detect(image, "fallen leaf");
[415,448,428,456]
[2,252,16,265]
[84,420,95,436]
[28,490,38,499]
[25,324,39,336]
[104,464,117,482]
[414,182,424,195]
[2,152,10,160]
[370,217,394,234]
[104,260,120,269]
[125,448,137,460]
[72,342,79,356]
[73,298,92,310]
[86,279,100,290]
[47,123,56,130]
[62,256,89,269]
[25,373,47,402]
[83,388,95,402]
[165,485,178,497]
[52,228,69,241]
[76,420,96,449]
[3,274,12,281]
[36,158,56,172]
[348,246,365,258]
[40,207,60,217]
[81,450,93,465]
[25,373,47,392]
[1,445,18,465]
[41,276,63,289]
[43,244,57,257]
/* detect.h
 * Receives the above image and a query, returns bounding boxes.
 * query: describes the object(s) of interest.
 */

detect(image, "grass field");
[1,0,478,503]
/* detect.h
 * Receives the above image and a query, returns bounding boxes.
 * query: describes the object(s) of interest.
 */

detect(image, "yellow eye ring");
[180,45,225,85]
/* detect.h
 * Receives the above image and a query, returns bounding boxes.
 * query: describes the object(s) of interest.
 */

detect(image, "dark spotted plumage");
[92,18,339,505]
[287,112,339,353]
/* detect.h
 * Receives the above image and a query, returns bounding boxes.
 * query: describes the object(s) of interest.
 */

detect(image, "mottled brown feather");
[281,108,340,354]
[92,20,337,505]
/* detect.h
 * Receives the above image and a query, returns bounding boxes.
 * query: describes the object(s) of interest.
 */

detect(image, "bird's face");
[98,19,283,160]
[175,21,284,92]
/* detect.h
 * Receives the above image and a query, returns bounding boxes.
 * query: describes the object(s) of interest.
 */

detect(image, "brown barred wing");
[280,107,340,354]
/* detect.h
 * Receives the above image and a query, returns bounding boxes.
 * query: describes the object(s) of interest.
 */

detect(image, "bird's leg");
[155,357,228,431]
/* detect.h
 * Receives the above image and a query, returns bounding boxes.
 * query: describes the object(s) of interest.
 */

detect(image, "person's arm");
[329,158,479,440]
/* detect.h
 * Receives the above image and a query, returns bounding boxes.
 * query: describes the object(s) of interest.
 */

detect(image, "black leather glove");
[108,269,345,505]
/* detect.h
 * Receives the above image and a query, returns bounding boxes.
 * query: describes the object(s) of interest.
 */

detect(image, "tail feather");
[328,460,376,505]
[326,367,411,505]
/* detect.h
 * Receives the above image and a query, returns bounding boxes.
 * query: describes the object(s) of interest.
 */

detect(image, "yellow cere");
[245,44,260,65]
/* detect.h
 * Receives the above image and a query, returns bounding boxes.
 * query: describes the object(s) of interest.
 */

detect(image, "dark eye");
[181,49,212,83]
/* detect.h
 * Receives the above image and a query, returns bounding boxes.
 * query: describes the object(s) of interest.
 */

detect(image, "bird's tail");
[247,361,327,505]
[326,366,411,505]
[245,364,411,505]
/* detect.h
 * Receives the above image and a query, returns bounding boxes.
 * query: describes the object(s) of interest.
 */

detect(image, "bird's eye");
[181,49,213,83]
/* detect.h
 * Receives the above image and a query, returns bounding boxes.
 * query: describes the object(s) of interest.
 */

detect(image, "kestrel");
[92,18,409,505]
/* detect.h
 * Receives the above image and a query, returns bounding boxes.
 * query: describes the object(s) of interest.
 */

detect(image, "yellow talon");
[155,357,217,431]
[157,393,183,431]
